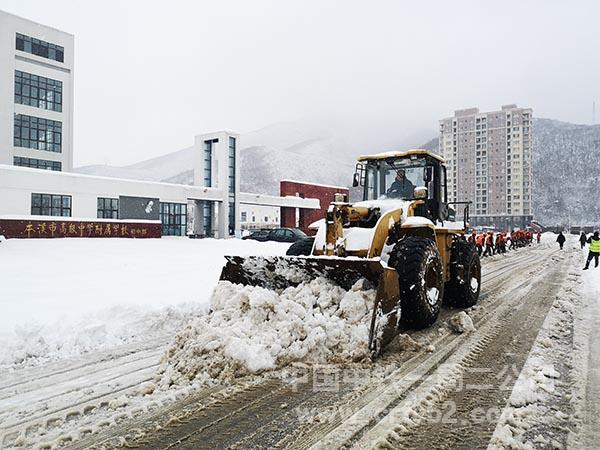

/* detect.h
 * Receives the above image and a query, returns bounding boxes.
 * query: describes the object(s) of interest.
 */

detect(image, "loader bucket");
[219,256,401,358]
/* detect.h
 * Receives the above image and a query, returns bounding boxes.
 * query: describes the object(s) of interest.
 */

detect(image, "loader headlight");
[414,186,428,199]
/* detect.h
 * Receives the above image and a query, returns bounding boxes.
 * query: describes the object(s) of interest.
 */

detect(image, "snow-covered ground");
[489,234,600,449]
[573,238,600,448]
[0,238,289,367]
[2,233,598,449]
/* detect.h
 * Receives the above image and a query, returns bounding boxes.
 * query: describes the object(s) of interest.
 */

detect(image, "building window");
[97,197,119,219]
[202,201,213,237]
[31,193,71,216]
[14,156,61,171]
[15,33,64,62]
[241,211,247,222]
[15,70,63,112]
[14,114,62,152]
[203,139,216,187]
[203,140,216,236]
[160,202,187,236]
[228,137,237,235]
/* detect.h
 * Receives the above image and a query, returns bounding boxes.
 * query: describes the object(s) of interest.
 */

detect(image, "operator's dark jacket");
[556,234,566,244]
[388,179,415,199]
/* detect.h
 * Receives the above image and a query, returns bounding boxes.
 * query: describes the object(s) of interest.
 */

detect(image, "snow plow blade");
[219,256,401,358]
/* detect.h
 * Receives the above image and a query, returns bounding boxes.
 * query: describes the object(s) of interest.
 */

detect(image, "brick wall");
[280,180,349,235]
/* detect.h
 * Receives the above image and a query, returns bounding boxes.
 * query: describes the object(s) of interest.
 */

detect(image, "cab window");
[366,165,378,200]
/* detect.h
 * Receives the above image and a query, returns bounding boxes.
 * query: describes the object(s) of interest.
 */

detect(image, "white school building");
[0,11,319,238]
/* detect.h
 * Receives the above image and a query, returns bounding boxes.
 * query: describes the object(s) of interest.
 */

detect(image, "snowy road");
[117,246,559,450]
[1,237,595,449]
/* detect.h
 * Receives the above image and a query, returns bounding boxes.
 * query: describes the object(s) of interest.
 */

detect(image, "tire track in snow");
[112,248,549,450]
[355,254,566,449]
[289,252,551,450]
[0,337,167,394]
[0,244,551,449]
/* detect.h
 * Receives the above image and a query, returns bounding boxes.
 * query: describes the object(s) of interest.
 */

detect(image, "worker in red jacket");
[475,233,485,256]
[468,231,476,244]
[496,232,505,254]
[483,231,495,257]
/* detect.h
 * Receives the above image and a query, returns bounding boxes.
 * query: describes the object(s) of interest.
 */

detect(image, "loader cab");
[354,150,451,223]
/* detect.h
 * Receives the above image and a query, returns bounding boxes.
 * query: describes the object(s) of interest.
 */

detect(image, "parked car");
[242,229,271,241]
[242,227,307,243]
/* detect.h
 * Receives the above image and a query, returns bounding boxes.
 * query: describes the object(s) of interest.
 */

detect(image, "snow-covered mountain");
[418,119,600,227]
[75,117,599,226]
[76,139,355,195]
[532,119,600,227]
[75,119,433,195]
[76,146,195,183]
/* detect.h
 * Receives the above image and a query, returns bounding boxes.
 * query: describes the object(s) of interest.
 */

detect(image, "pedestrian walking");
[483,231,494,257]
[556,232,566,250]
[476,233,484,257]
[579,232,587,249]
[468,231,476,245]
[513,230,522,249]
[583,231,600,270]
[495,232,505,254]
[536,232,541,244]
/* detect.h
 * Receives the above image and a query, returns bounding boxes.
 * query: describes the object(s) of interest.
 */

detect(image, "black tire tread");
[388,236,444,329]
[444,239,481,307]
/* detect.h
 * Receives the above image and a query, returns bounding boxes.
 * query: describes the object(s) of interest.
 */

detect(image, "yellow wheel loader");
[219,149,481,358]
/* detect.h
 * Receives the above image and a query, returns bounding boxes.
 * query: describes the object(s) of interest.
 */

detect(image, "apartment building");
[0,10,74,172]
[439,105,533,230]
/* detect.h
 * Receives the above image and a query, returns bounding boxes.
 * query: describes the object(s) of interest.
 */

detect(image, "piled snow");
[0,238,289,368]
[490,250,580,449]
[489,356,566,449]
[571,252,600,448]
[507,356,558,408]
[157,278,376,386]
[447,311,475,333]
[0,303,204,367]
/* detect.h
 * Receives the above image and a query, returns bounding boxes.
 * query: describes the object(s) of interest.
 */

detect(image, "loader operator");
[387,169,416,199]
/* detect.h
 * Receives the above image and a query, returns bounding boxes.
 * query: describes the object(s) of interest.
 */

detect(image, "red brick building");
[280,180,349,234]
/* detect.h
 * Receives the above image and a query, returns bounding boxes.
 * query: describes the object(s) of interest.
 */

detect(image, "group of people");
[555,230,600,270]
[468,229,539,257]
[466,227,600,270]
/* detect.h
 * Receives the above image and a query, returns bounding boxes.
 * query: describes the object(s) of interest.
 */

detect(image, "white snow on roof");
[280,179,349,190]
[0,164,217,191]
[0,215,160,223]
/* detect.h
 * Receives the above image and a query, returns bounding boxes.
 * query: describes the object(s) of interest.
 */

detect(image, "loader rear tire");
[286,237,315,256]
[388,236,444,329]
[444,239,481,307]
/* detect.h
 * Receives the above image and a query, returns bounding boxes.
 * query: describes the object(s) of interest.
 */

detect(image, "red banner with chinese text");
[0,219,161,239]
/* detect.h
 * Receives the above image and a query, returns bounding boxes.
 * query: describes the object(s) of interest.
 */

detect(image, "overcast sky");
[2,0,600,166]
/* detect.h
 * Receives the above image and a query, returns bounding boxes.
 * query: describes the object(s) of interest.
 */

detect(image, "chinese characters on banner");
[0,219,161,239]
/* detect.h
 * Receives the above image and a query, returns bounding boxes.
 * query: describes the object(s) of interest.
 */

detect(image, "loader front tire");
[286,237,315,256]
[444,239,481,307]
[388,236,444,329]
